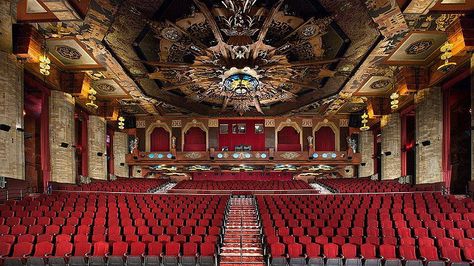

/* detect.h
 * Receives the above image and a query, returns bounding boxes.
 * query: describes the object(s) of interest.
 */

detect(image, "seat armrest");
[419,256,427,261]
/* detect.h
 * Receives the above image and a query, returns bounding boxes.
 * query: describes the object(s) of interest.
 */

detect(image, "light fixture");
[85,88,98,109]
[360,112,369,131]
[390,92,399,110]
[437,42,456,73]
[118,116,125,130]
[39,54,51,76]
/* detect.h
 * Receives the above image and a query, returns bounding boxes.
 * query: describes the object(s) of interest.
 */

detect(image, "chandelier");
[360,112,369,131]
[221,67,260,97]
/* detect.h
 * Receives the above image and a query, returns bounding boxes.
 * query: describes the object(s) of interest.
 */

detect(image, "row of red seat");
[53,178,168,192]
[258,193,474,265]
[172,180,313,190]
[315,178,413,193]
[0,193,226,255]
[0,240,216,266]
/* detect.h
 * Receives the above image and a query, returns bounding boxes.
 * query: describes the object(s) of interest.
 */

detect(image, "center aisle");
[220,196,265,265]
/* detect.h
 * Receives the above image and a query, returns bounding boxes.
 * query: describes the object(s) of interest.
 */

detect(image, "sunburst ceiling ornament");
[146,0,339,115]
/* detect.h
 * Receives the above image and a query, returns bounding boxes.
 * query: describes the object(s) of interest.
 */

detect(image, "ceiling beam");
[252,0,284,59]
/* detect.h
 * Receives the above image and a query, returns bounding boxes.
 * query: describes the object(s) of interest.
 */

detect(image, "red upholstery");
[173,180,312,190]
[150,127,170,151]
[314,126,335,151]
[33,242,53,257]
[184,127,206,151]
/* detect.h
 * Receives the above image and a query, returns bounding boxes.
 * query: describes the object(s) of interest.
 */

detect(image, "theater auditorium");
[0,0,473,266]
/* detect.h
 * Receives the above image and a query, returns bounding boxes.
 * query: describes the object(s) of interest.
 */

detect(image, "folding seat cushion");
[180,242,197,266]
[269,243,286,266]
[198,242,216,266]
[162,242,180,266]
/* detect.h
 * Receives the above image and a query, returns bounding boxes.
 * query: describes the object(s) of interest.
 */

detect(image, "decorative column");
[358,130,375,177]
[0,52,25,180]
[113,131,129,177]
[381,114,401,180]
[49,91,76,183]
[88,116,107,180]
[415,88,443,184]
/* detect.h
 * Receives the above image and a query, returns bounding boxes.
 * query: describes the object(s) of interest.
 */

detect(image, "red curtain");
[277,126,301,151]
[314,126,335,151]
[184,127,206,151]
[218,119,265,150]
[150,127,170,151]
[192,172,293,181]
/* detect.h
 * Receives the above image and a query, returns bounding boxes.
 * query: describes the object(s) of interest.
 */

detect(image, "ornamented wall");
[416,88,443,183]
[113,131,129,177]
[381,114,401,180]
[359,130,375,177]
[88,116,107,180]
[49,91,76,183]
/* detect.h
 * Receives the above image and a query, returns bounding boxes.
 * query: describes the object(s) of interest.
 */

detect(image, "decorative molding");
[339,119,349,127]
[280,152,301,160]
[265,119,275,127]
[145,120,172,152]
[136,120,146,128]
[208,119,219,128]
[313,121,340,151]
[302,119,313,127]
[184,152,203,159]
[171,120,182,128]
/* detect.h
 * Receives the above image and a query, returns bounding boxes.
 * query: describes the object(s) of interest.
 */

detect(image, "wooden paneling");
[265,127,275,149]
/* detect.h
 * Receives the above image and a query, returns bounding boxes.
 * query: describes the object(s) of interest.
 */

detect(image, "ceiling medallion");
[95,83,116,93]
[222,67,260,96]
[405,39,434,55]
[55,45,82,60]
[370,79,391,90]
[161,27,181,41]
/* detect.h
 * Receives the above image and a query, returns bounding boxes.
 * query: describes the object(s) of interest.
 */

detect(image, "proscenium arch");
[313,121,340,151]
[275,120,303,151]
[145,120,172,152]
[181,121,209,151]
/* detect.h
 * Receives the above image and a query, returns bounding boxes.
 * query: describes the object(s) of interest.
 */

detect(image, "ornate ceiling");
[19,0,472,117]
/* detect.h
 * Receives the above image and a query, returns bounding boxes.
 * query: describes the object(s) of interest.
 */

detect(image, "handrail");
[0,187,36,202]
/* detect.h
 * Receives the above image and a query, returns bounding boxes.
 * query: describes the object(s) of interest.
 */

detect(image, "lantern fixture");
[118,116,125,130]
[360,112,369,131]
[39,54,51,76]
[85,88,98,109]
[390,92,399,110]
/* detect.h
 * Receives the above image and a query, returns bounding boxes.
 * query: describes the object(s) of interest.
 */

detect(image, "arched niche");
[145,121,172,152]
[313,121,340,151]
[275,121,303,151]
[181,121,208,151]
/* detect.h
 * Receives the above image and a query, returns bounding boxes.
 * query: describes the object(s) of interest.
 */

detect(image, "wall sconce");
[118,116,125,130]
[437,42,456,73]
[39,54,51,76]
[86,88,98,109]
[360,112,369,131]
[390,92,399,110]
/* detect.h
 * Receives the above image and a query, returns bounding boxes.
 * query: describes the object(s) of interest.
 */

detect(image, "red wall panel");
[218,119,265,151]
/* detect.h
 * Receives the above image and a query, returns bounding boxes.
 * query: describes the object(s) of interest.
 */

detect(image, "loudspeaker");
[0,124,11,132]
[16,127,24,132]
[384,151,392,156]
[60,142,69,148]
[361,163,366,166]
[125,116,136,129]
[97,152,103,156]
[120,163,125,166]
[421,140,431,146]
[133,156,138,160]
[349,113,363,128]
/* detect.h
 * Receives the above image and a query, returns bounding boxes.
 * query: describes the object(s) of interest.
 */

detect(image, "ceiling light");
[39,55,51,76]
[86,88,98,109]
[390,92,399,110]
[437,42,456,73]
[360,112,369,131]
[118,116,125,130]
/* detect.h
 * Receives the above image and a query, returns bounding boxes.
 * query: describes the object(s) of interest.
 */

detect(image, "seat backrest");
[34,242,53,257]
[360,244,376,259]
[165,242,180,256]
[441,247,462,262]
[399,245,417,260]
[287,243,303,258]
[93,241,109,256]
[199,242,214,257]
[147,242,162,256]
[341,243,357,259]
[183,242,197,256]
[270,243,285,257]
[323,243,339,258]
[112,242,129,256]
[420,246,438,261]
[130,242,146,256]
[55,242,73,257]
[379,244,396,259]
[12,242,33,257]
[0,242,11,257]
[73,242,91,256]
[306,243,321,258]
